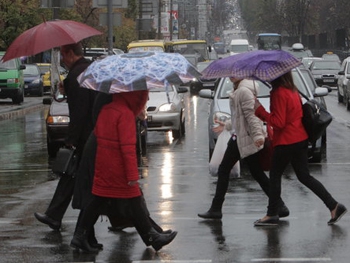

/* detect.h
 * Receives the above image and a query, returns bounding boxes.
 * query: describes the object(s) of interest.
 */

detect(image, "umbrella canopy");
[201,50,302,82]
[77,52,201,93]
[2,20,102,62]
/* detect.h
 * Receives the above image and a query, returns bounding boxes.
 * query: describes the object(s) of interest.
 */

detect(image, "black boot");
[198,197,224,219]
[70,228,99,253]
[143,228,178,251]
[88,228,103,250]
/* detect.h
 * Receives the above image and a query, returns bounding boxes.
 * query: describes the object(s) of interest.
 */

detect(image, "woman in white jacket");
[198,78,289,219]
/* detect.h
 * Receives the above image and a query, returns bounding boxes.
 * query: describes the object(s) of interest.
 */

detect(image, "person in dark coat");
[34,42,97,231]
[70,90,177,252]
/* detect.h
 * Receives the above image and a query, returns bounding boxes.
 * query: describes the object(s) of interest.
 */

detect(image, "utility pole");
[158,0,162,39]
[107,0,113,54]
[170,0,173,40]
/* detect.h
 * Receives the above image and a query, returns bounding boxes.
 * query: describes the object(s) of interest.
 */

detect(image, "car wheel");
[181,116,186,135]
[338,88,343,103]
[346,92,350,111]
[47,139,60,158]
[309,147,322,163]
[12,90,24,104]
[37,86,44,97]
[172,121,182,139]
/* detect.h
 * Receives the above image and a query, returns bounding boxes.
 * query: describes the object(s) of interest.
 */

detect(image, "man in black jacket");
[34,42,97,230]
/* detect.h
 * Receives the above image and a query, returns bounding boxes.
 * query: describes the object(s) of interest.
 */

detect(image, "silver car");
[199,67,329,163]
[146,84,188,139]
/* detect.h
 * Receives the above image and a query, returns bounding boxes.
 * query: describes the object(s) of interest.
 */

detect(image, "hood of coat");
[236,79,259,95]
[113,90,149,117]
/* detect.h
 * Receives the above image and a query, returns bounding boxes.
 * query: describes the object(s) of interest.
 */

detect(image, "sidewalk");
[0,97,47,121]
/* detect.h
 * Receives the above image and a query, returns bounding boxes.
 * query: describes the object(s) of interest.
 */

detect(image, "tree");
[0,0,50,49]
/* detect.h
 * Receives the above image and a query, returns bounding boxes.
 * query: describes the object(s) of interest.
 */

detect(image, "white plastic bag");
[209,129,240,178]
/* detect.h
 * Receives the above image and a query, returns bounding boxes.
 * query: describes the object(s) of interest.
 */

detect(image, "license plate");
[25,85,28,89]
[147,116,152,122]
[323,79,334,82]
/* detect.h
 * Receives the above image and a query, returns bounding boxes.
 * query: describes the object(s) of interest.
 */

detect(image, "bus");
[127,39,166,53]
[165,39,211,65]
[257,33,282,50]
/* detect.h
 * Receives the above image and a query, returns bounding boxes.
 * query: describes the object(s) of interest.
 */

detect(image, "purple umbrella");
[201,50,301,82]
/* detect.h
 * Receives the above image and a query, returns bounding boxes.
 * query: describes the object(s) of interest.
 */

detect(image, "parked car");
[36,63,67,93]
[309,59,341,87]
[337,56,350,104]
[23,64,43,96]
[146,84,188,139]
[199,67,329,163]
[0,51,25,104]
[189,61,219,94]
[43,93,147,160]
[43,94,70,157]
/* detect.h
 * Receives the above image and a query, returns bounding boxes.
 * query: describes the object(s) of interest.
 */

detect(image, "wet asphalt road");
[0,92,349,263]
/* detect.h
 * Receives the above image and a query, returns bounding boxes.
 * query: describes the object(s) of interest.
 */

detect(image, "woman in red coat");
[253,71,347,226]
[70,90,177,252]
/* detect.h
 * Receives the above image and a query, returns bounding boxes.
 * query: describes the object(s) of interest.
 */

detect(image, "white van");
[229,39,250,55]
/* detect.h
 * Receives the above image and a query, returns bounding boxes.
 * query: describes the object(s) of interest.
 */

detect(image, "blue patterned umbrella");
[201,50,301,82]
[77,52,200,93]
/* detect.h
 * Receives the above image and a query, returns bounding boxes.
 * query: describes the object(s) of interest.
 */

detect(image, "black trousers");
[45,174,75,222]
[267,140,337,216]
[214,138,271,202]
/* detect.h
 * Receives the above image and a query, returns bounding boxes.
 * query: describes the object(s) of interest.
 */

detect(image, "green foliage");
[0,0,48,49]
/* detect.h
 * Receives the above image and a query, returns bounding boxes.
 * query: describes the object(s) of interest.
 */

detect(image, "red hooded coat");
[92,90,149,198]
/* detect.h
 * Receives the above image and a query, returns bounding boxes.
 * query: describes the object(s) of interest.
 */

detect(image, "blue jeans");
[267,139,337,216]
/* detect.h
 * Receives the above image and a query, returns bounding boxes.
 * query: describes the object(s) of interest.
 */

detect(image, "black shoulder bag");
[52,147,78,176]
[299,92,333,144]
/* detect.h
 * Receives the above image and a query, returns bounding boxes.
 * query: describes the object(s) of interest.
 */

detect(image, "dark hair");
[61,42,83,56]
[270,71,297,91]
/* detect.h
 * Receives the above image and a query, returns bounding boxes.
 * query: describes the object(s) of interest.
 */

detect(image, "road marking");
[133,261,212,263]
[251,258,331,262]
[0,169,51,173]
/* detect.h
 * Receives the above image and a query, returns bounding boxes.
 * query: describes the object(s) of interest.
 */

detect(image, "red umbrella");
[2,20,102,62]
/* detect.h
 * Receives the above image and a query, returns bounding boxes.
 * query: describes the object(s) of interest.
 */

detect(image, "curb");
[0,104,48,122]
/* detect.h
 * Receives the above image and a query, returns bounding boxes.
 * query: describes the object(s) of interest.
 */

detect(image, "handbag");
[52,147,78,175]
[299,93,333,143]
[259,124,273,171]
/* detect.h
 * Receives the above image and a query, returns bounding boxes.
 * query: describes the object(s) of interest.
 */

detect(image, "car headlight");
[212,111,231,123]
[313,75,322,79]
[47,116,70,124]
[32,78,41,84]
[192,77,198,82]
[7,78,16,84]
[159,103,176,112]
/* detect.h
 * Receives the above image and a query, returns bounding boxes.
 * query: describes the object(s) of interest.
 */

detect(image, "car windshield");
[37,65,50,74]
[0,57,17,70]
[149,84,175,92]
[217,78,270,99]
[24,65,39,75]
[311,61,340,70]
[197,62,211,72]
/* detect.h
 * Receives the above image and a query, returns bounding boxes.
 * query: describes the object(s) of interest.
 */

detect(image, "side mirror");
[19,64,26,70]
[178,87,188,93]
[198,89,214,99]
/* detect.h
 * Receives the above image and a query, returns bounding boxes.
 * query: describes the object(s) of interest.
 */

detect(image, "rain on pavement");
[0,92,349,263]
